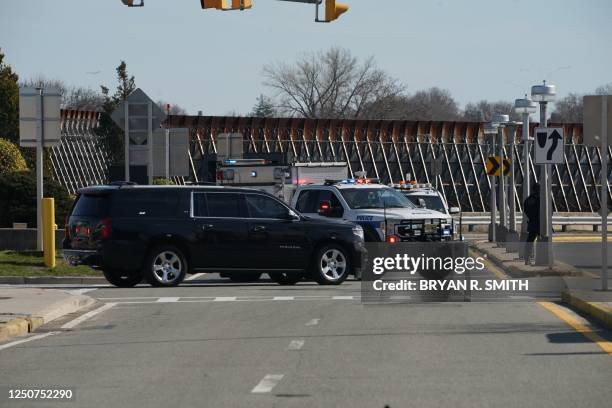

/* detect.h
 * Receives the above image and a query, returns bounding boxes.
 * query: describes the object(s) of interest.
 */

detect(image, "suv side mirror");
[449,207,461,215]
[282,209,300,221]
[318,201,332,216]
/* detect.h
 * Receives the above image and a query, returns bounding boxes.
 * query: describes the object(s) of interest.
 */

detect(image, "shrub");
[0,170,74,227]
[0,138,27,175]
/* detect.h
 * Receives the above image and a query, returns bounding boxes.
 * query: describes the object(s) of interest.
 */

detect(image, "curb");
[0,292,95,342]
[0,276,107,285]
[561,291,612,330]
[471,243,583,278]
[0,316,45,342]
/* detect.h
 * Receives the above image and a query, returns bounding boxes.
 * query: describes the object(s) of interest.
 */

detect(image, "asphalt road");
[1,273,611,408]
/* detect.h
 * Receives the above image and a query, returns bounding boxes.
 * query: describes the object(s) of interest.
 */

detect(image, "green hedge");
[0,138,27,175]
[0,170,74,228]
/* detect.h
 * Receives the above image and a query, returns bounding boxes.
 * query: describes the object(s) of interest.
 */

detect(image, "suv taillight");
[100,218,112,239]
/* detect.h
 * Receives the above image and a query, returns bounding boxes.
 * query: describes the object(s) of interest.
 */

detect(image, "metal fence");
[52,112,611,212]
[51,110,108,195]
[168,116,612,213]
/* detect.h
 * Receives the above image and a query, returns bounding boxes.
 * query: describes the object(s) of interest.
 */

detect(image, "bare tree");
[596,82,612,95]
[20,76,104,111]
[156,100,187,115]
[463,100,518,122]
[263,47,403,119]
[550,93,583,123]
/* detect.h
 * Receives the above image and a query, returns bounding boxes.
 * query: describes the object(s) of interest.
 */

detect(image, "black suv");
[63,185,366,287]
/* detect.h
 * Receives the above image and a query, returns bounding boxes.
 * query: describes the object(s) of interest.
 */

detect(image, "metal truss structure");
[169,116,611,213]
[52,112,611,213]
[51,110,109,195]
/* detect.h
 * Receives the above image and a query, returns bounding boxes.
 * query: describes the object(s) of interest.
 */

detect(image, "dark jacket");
[523,192,540,233]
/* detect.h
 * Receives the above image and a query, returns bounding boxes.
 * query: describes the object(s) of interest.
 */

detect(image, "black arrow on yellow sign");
[486,156,511,177]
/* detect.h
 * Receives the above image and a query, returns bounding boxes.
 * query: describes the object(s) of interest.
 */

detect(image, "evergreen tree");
[251,94,276,117]
[0,51,19,144]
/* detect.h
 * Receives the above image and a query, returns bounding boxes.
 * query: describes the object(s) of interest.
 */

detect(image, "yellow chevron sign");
[486,156,510,177]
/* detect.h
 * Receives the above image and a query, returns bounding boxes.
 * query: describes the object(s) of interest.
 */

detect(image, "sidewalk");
[562,290,612,330]
[0,288,95,341]
[472,241,584,278]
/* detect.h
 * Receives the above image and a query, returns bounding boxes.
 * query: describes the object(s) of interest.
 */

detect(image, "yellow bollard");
[42,198,56,268]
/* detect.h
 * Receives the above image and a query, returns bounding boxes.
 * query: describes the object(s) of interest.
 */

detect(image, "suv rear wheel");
[103,269,142,288]
[311,245,350,285]
[144,245,187,287]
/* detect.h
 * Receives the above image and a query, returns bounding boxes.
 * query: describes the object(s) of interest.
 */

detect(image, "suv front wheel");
[103,269,142,288]
[144,245,187,287]
[311,245,350,285]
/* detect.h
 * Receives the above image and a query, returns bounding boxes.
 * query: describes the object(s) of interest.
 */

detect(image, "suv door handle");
[252,225,266,232]
[202,224,214,231]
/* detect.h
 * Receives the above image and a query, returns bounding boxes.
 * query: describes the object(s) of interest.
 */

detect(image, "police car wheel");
[312,245,350,285]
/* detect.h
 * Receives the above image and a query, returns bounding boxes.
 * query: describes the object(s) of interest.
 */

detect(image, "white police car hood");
[354,207,451,222]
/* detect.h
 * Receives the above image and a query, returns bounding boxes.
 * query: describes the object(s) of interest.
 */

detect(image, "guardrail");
[458,213,611,232]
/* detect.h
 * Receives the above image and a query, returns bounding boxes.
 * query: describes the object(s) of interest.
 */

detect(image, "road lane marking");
[61,302,117,329]
[287,340,305,351]
[537,301,612,356]
[251,374,284,394]
[0,332,58,351]
[157,297,180,303]
[214,297,237,302]
[273,296,295,301]
[332,296,354,300]
[305,318,320,326]
[185,273,206,281]
[67,288,98,295]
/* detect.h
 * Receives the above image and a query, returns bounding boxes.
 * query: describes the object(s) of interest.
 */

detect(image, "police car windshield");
[405,195,446,213]
[340,188,415,209]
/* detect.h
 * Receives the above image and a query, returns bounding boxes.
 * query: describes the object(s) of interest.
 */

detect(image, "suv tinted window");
[246,194,288,219]
[112,190,179,218]
[295,190,318,213]
[206,193,242,217]
[72,194,111,217]
[193,193,208,217]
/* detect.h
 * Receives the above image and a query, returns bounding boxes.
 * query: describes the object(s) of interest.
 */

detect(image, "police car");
[290,177,454,242]
[393,181,460,217]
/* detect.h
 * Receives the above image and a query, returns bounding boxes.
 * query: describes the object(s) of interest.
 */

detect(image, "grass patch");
[0,250,100,277]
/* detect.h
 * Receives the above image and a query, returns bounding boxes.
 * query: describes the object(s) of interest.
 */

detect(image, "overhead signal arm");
[121,0,347,21]
[200,0,253,10]
[278,0,348,22]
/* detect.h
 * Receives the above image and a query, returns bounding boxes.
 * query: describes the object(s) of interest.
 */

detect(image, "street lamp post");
[515,96,538,258]
[531,81,556,267]
[504,121,522,251]
[484,122,499,242]
[492,114,510,244]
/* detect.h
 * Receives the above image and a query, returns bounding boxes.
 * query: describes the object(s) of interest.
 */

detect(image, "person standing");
[523,183,540,265]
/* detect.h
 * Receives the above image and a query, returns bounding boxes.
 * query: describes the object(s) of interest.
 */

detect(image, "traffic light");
[120,0,144,6]
[200,0,252,10]
[324,0,348,22]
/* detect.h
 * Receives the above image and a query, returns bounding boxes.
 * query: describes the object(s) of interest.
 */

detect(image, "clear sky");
[1,0,611,115]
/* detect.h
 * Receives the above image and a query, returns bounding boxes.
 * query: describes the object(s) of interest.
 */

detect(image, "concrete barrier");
[0,229,64,251]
